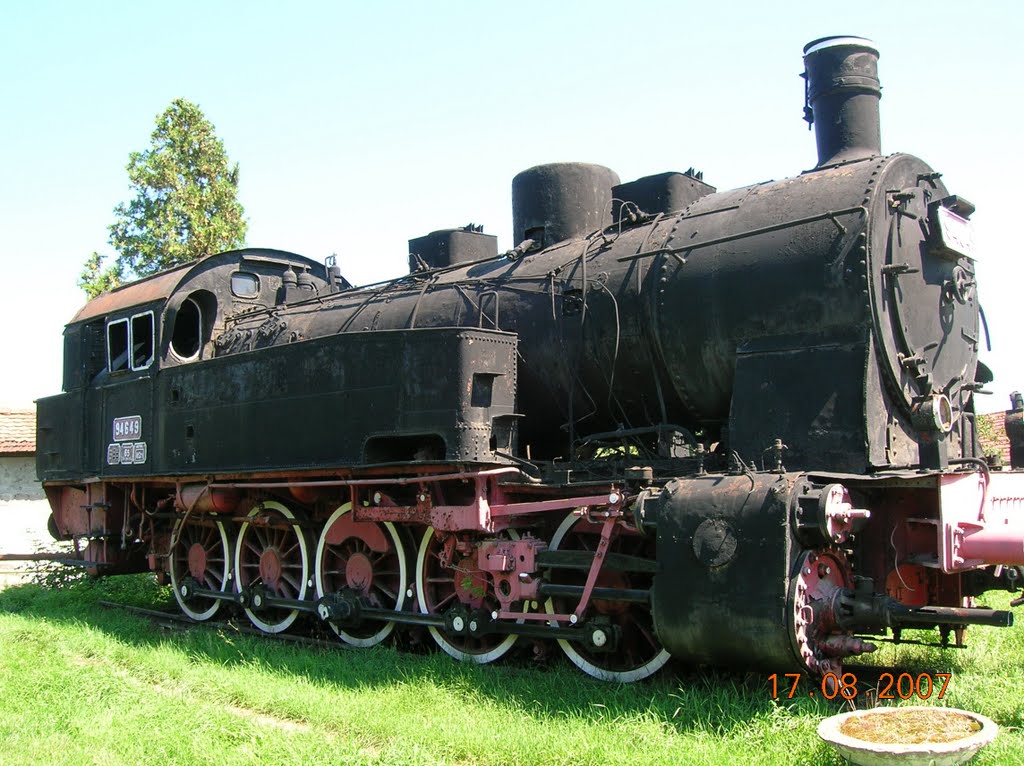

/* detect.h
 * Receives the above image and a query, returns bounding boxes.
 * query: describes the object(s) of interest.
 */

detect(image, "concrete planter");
[817,706,997,766]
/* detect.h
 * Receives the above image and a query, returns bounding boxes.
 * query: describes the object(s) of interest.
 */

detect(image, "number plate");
[935,206,976,261]
[112,415,142,442]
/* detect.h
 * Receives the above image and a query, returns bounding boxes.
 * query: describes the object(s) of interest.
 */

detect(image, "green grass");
[0,577,1021,765]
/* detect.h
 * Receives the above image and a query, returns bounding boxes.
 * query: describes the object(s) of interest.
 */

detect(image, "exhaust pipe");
[802,36,881,168]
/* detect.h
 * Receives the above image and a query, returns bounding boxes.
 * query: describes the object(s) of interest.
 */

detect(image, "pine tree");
[79,99,247,298]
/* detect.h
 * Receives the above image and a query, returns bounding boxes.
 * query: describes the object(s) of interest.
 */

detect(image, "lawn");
[0,574,1020,765]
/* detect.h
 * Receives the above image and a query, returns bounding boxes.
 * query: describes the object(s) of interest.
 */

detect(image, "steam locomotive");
[36,37,1024,682]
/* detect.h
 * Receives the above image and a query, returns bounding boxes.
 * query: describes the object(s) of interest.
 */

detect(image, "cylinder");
[651,472,802,669]
[511,163,620,249]
[803,36,881,167]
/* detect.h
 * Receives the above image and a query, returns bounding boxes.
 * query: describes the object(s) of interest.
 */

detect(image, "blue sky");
[1,1,1020,413]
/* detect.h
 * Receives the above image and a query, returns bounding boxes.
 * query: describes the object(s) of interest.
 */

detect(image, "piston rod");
[892,606,1012,629]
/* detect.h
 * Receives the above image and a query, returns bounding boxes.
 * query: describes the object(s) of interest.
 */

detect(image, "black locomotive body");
[36,37,1024,681]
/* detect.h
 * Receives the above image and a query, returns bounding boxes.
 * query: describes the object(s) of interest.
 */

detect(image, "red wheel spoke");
[432,591,457,611]
[373,583,398,602]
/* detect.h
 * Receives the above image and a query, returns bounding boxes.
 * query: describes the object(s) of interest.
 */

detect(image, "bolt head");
[180,585,188,597]
[592,629,608,648]
[608,492,620,505]
[452,615,465,632]
[569,613,578,625]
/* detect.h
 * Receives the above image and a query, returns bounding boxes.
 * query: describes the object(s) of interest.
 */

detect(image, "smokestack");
[802,36,881,168]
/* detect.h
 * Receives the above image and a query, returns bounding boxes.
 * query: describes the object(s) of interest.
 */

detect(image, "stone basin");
[817,706,997,766]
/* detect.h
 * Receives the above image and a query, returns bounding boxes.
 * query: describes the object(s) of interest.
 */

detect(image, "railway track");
[96,600,353,652]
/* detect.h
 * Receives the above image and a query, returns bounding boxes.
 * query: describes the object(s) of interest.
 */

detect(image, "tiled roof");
[0,409,35,455]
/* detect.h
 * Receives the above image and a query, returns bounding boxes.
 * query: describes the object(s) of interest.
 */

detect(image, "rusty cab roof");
[68,249,325,325]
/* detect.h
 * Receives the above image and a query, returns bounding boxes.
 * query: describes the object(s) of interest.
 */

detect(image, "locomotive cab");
[36,249,331,570]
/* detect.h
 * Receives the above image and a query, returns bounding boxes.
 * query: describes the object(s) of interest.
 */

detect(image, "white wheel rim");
[546,511,670,682]
[415,526,522,663]
[170,518,230,621]
[314,503,407,647]
[234,501,309,634]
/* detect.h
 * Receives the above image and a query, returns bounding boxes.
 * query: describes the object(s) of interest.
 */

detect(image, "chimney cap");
[803,36,877,56]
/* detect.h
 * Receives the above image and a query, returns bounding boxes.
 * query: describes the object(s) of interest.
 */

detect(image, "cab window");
[107,319,129,372]
[107,311,155,373]
[170,298,202,360]
[231,271,260,298]
[131,312,155,370]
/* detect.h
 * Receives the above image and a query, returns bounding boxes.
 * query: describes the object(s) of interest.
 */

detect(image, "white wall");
[0,498,54,587]
[0,456,44,501]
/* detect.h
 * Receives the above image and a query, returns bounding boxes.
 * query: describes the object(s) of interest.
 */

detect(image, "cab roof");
[69,249,322,324]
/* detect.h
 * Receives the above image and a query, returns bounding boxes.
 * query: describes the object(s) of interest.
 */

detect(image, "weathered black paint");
[212,153,978,472]
[511,163,620,249]
[32,36,1004,679]
[612,171,716,221]
[156,328,517,473]
[652,472,798,669]
[803,36,882,167]
[409,226,498,272]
